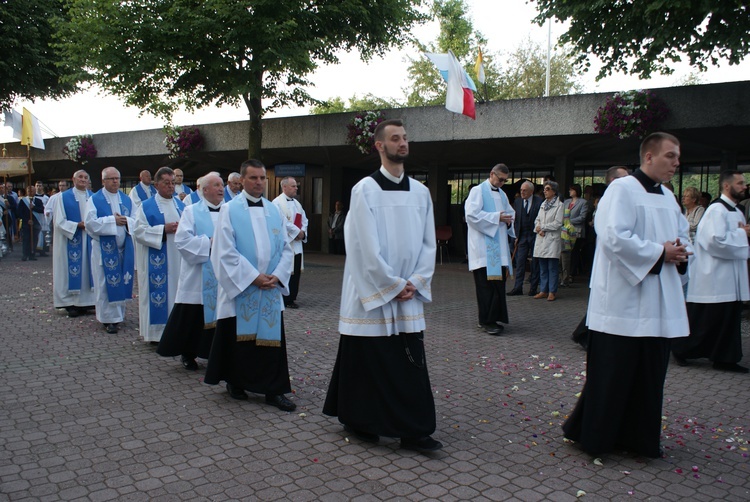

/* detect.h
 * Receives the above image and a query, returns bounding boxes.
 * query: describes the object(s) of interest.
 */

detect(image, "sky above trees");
[4,0,749,140]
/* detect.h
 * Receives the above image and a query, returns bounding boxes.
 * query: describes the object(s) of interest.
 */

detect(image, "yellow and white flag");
[474,48,486,85]
[20,108,45,150]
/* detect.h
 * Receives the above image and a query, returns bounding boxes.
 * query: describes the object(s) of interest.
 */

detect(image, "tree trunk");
[243,70,263,161]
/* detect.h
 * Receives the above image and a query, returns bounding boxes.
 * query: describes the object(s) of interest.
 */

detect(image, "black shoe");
[265,394,296,411]
[285,302,299,309]
[149,341,158,346]
[181,355,198,371]
[344,425,380,443]
[66,307,80,318]
[672,354,690,367]
[479,323,503,336]
[227,383,248,400]
[105,323,118,334]
[713,362,749,373]
[507,289,523,296]
[527,290,538,297]
[401,436,443,453]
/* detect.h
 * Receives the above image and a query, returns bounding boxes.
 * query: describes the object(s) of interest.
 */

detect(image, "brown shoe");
[547,293,556,301]
[533,292,547,299]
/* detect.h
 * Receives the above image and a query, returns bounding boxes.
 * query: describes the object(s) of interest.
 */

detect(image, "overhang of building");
[4,80,749,182]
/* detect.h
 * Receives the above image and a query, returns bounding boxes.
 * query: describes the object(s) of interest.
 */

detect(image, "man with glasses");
[85,167,135,334]
[133,167,185,344]
[465,164,515,335]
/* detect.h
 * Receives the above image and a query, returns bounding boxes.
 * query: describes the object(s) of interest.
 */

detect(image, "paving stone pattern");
[1,251,749,501]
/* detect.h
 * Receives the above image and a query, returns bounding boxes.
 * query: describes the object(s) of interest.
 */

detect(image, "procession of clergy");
[48,125,748,457]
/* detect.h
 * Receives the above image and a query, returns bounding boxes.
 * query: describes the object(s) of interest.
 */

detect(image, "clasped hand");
[252,273,279,290]
[664,238,691,264]
[396,281,416,302]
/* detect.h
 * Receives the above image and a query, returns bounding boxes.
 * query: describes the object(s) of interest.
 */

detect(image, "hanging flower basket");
[62,134,97,164]
[594,90,668,140]
[163,125,205,158]
[346,110,385,155]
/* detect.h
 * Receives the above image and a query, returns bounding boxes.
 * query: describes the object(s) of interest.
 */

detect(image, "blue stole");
[192,202,218,328]
[187,191,201,205]
[481,181,511,279]
[223,186,236,202]
[134,183,156,201]
[142,196,185,326]
[62,189,93,291]
[229,196,285,346]
[91,190,135,302]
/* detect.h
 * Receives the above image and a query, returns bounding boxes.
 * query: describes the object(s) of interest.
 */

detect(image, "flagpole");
[26,143,35,255]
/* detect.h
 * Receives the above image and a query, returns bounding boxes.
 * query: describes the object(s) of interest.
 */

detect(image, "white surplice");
[53,188,95,308]
[129,182,153,211]
[687,195,750,304]
[84,190,135,324]
[133,195,183,342]
[465,181,516,272]
[587,176,691,338]
[272,194,308,256]
[174,201,220,305]
[339,173,436,336]
[211,194,293,320]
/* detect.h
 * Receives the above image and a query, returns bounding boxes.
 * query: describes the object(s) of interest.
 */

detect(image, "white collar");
[720,193,737,208]
[380,166,404,184]
[242,191,262,203]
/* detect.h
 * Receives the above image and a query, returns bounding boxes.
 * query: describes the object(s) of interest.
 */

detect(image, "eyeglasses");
[491,172,508,183]
[543,187,553,191]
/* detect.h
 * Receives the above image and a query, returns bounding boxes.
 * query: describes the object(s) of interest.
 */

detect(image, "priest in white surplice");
[173,168,193,201]
[272,177,308,309]
[157,172,224,371]
[84,167,136,334]
[53,171,94,318]
[465,164,515,335]
[673,170,750,373]
[323,119,442,453]
[204,160,297,412]
[133,167,184,343]
[129,169,157,210]
[563,133,692,458]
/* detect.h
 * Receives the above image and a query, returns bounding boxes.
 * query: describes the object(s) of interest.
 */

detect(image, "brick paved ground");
[1,248,749,501]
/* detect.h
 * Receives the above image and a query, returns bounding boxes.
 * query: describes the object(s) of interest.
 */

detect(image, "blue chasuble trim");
[228,196,285,346]
[134,183,157,201]
[62,189,93,292]
[91,190,134,302]
[142,197,185,326]
[481,181,511,279]
[192,202,218,328]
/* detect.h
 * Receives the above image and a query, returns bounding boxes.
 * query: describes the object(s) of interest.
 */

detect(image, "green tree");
[495,38,582,100]
[54,0,427,159]
[311,94,402,115]
[405,0,490,106]
[531,1,750,79]
[404,0,580,107]
[0,0,76,110]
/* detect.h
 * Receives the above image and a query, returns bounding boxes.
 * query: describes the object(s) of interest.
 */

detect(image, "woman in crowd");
[560,183,588,287]
[533,181,564,301]
[682,186,705,245]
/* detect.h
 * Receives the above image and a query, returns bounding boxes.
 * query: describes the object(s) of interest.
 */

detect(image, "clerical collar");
[242,191,263,206]
[286,197,294,202]
[720,193,738,209]
[490,185,499,192]
[633,169,663,195]
[379,166,404,184]
[205,200,223,211]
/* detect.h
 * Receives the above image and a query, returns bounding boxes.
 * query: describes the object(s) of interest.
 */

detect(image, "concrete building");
[4,81,749,253]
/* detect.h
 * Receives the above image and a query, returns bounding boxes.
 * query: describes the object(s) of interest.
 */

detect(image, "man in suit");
[327,200,346,255]
[508,181,542,296]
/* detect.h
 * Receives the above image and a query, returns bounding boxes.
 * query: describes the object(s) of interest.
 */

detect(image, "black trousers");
[472,267,509,325]
[284,253,302,303]
[563,331,671,457]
